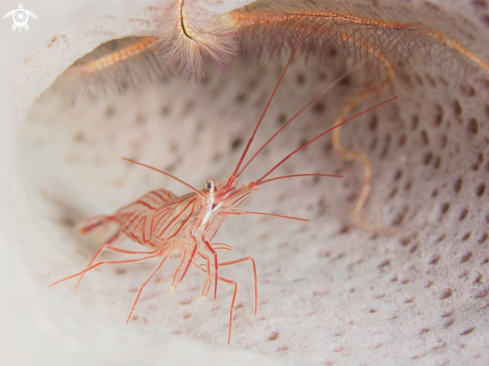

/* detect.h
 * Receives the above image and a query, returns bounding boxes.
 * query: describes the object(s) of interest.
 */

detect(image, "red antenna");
[122,158,205,198]
[256,96,399,185]
[259,173,343,185]
[236,65,361,178]
[222,210,309,222]
[232,29,308,178]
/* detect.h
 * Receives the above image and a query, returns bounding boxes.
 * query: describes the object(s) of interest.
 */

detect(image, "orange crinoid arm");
[228,1,489,74]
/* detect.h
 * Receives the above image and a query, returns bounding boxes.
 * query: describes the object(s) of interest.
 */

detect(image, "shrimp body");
[80,177,255,252]
[109,177,257,256]
[58,174,261,345]
[50,35,396,344]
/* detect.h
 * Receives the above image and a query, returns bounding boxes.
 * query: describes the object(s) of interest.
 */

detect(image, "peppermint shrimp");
[49,38,397,345]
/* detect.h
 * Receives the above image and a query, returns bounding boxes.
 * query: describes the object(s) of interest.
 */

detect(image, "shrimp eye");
[203,179,215,193]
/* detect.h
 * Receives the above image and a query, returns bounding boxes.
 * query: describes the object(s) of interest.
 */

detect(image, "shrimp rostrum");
[50,39,397,345]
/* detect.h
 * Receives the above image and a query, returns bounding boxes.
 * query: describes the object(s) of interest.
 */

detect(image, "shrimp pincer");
[49,37,397,345]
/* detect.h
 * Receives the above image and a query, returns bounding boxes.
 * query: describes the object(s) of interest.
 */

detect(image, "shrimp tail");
[77,215,120,245]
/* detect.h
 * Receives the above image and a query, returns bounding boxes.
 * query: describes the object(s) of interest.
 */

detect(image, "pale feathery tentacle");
[156,0,238,81]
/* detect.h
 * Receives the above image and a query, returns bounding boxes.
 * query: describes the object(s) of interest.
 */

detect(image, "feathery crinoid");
[156,0,238,81]
[46,0,489,103]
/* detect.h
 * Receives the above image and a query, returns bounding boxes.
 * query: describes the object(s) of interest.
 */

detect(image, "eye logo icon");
[3,3,38,32]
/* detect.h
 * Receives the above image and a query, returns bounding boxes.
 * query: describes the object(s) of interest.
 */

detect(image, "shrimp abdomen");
[114,189,178,246]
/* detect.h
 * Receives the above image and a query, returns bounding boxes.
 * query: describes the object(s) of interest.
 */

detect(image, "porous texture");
[8,0,489,365]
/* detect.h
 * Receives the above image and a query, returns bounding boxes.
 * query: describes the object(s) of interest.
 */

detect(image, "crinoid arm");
[47,37,164,101]
[229,0,489,78]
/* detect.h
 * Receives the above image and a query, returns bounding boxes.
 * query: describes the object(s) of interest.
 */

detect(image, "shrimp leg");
[220,256,258,318]
[75,232,154,291]
[192,262,240,345]
[49,253,159,287]
[125,253,171,323]
[202,238,219,301]
[197,252,212,303]
[195,244,233,302]
[218,276,238,346]
[211,243,234,251]
[170,249,187,294]
[177,243,197,285]
[169,241,198,294]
